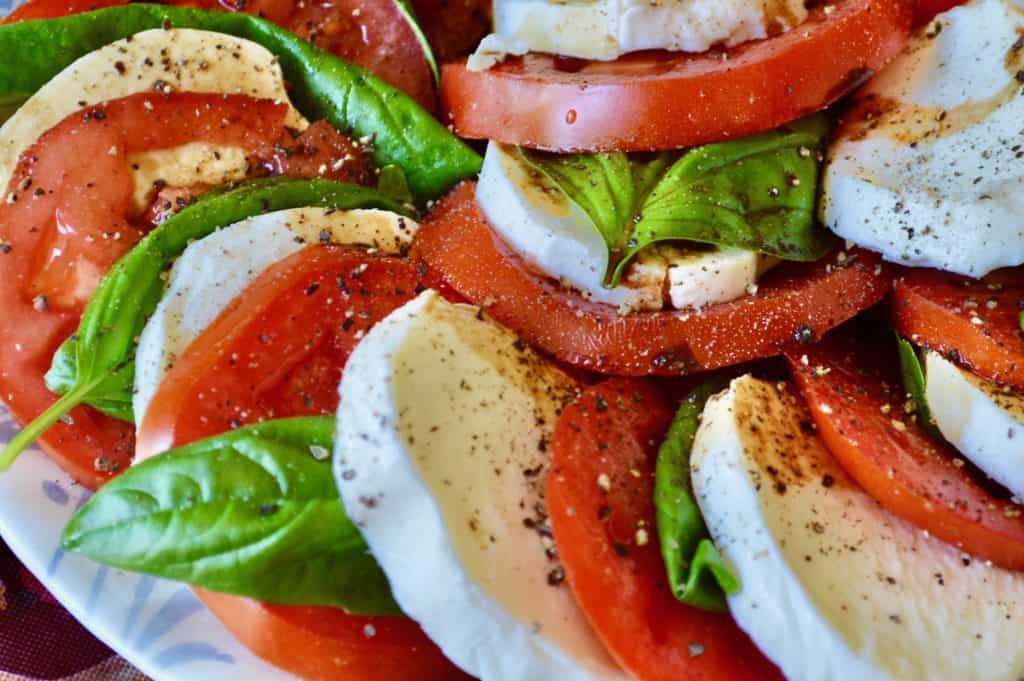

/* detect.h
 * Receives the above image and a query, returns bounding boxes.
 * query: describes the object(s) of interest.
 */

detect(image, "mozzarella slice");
[691,375,1024,681]
[333,291,627,681]
[0,28,306,211]
[822,0,1024,277]
[132,208,418,429]
[478,0,809,64]
[477,142,772,312]
[925,350,1024,499]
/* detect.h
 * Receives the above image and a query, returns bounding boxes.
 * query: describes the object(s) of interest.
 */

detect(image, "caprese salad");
[0,0,1022,679]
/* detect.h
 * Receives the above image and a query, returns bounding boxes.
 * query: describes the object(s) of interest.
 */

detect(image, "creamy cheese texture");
[334,291,628,681]
[477,142,772,311]
[472,0,809,65]
[822,0,1024,277]
[925,351,1024,500]
[0,28,305,210]
[691,375,1024,681]
[132,208,418,431]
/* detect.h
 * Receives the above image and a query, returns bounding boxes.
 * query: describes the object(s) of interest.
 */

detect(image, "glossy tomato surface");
[0,92,346,488]
[413,182,892,376]
[547,379,782,681]
[787,328,1024,571]
[441,0,913,152]
[893,268,1024,392]
[135,245,464,680]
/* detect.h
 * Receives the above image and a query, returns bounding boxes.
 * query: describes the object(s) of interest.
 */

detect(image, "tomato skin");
[440,0,913,152]
[135,245,429,459]
[787,329,1024,571]
[195,590,471,681]
[0,93,300,489]
[413,182,892,376]
[892,269,1024,393]
[136,247,465,681]
[914,0,967,24]
[1,0,126,22]
[547,379,781,681]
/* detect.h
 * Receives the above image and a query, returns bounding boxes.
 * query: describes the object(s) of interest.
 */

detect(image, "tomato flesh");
[413,182,892,376]
[135,246,461,680]
[196,589,470,681]
[0,92,353,488]
[547,379,781,681]
[787,329,1024,571]
[892,269,1024,392]
[135,245,429,459]
[440,0,913,152]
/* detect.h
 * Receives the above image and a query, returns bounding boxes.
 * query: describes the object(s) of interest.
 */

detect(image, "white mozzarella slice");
[691,375,1024,681]
[333,291,627,681]
[477,0,808,64]
[132,208,417,432]
[925,350,1024,499]
[822,0,1024,277]
[477,142,772,312]
[0,28,306,208]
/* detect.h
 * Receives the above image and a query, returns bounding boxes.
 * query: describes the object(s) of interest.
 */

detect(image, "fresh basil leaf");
[654,378,739,612]
[391,0,439,83]
[897,336,944,440]
[376,164,415,209]
[62,416,399,615]
[0,178,408,470]
[1019,310,1024,333]
[520,115,837,286]
[0,4,479,203]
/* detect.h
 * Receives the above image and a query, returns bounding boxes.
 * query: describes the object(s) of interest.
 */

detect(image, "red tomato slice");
[135,245,430,458]
[196,589,470,681]
[547,379,781,681]
[893,269,1024,392]
[410,0,490,62]
[4,0,436,110]
[440,0,913,152]
[134,246,461,680]
[413,182,892,376]
[787,329,1024,571]
[1,0,124,22]
[914,0,967,24]
[0,92,359,489]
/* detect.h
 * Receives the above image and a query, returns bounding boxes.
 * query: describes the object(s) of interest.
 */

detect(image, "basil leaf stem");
[62,416,399,614]
[654,378,739,612]
[0,178,406,469]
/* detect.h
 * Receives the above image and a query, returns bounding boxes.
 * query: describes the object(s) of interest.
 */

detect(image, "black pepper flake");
[305,282,321,296]
[258,503,279,516]
[0,244,11,255]
[1016,70,1024,84]
[612,542,629,557]
[114,61,127,75]
[547,567,565,586]
[821,473,835,488]
[341,318,355,331]
[594,396,608,412]
[792,324,816,345]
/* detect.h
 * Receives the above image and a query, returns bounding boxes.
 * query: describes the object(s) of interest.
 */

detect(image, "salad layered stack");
[0,0,1022,679]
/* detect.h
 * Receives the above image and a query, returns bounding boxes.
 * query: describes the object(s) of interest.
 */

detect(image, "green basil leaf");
[376,164,415,209]
[1019,310,1024,333]
[62,416,399,614]
[654,378,739,612]
[897,336,944,440]
[0,4,479,203]
[0,92,28,125]
[0,178,407,470]
[520,115,837,286]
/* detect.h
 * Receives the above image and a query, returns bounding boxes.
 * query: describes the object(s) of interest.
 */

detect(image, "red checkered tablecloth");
[0,539,148,681]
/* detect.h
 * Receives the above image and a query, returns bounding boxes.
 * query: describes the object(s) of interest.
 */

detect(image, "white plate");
[0,1,290,677]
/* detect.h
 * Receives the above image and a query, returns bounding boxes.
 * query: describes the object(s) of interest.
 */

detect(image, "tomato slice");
[0,92,353,489]
[892,269,1024,392]
[195,589,470,681]
[413,182,892,376]
[440,0,913,152]
[787,328,1024,571]
[914,0,967,24]
[135,245,430,458]
[3,0,436,110]
[547,379,781,681]
[134,246,462,680]
[410,0,490,62]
